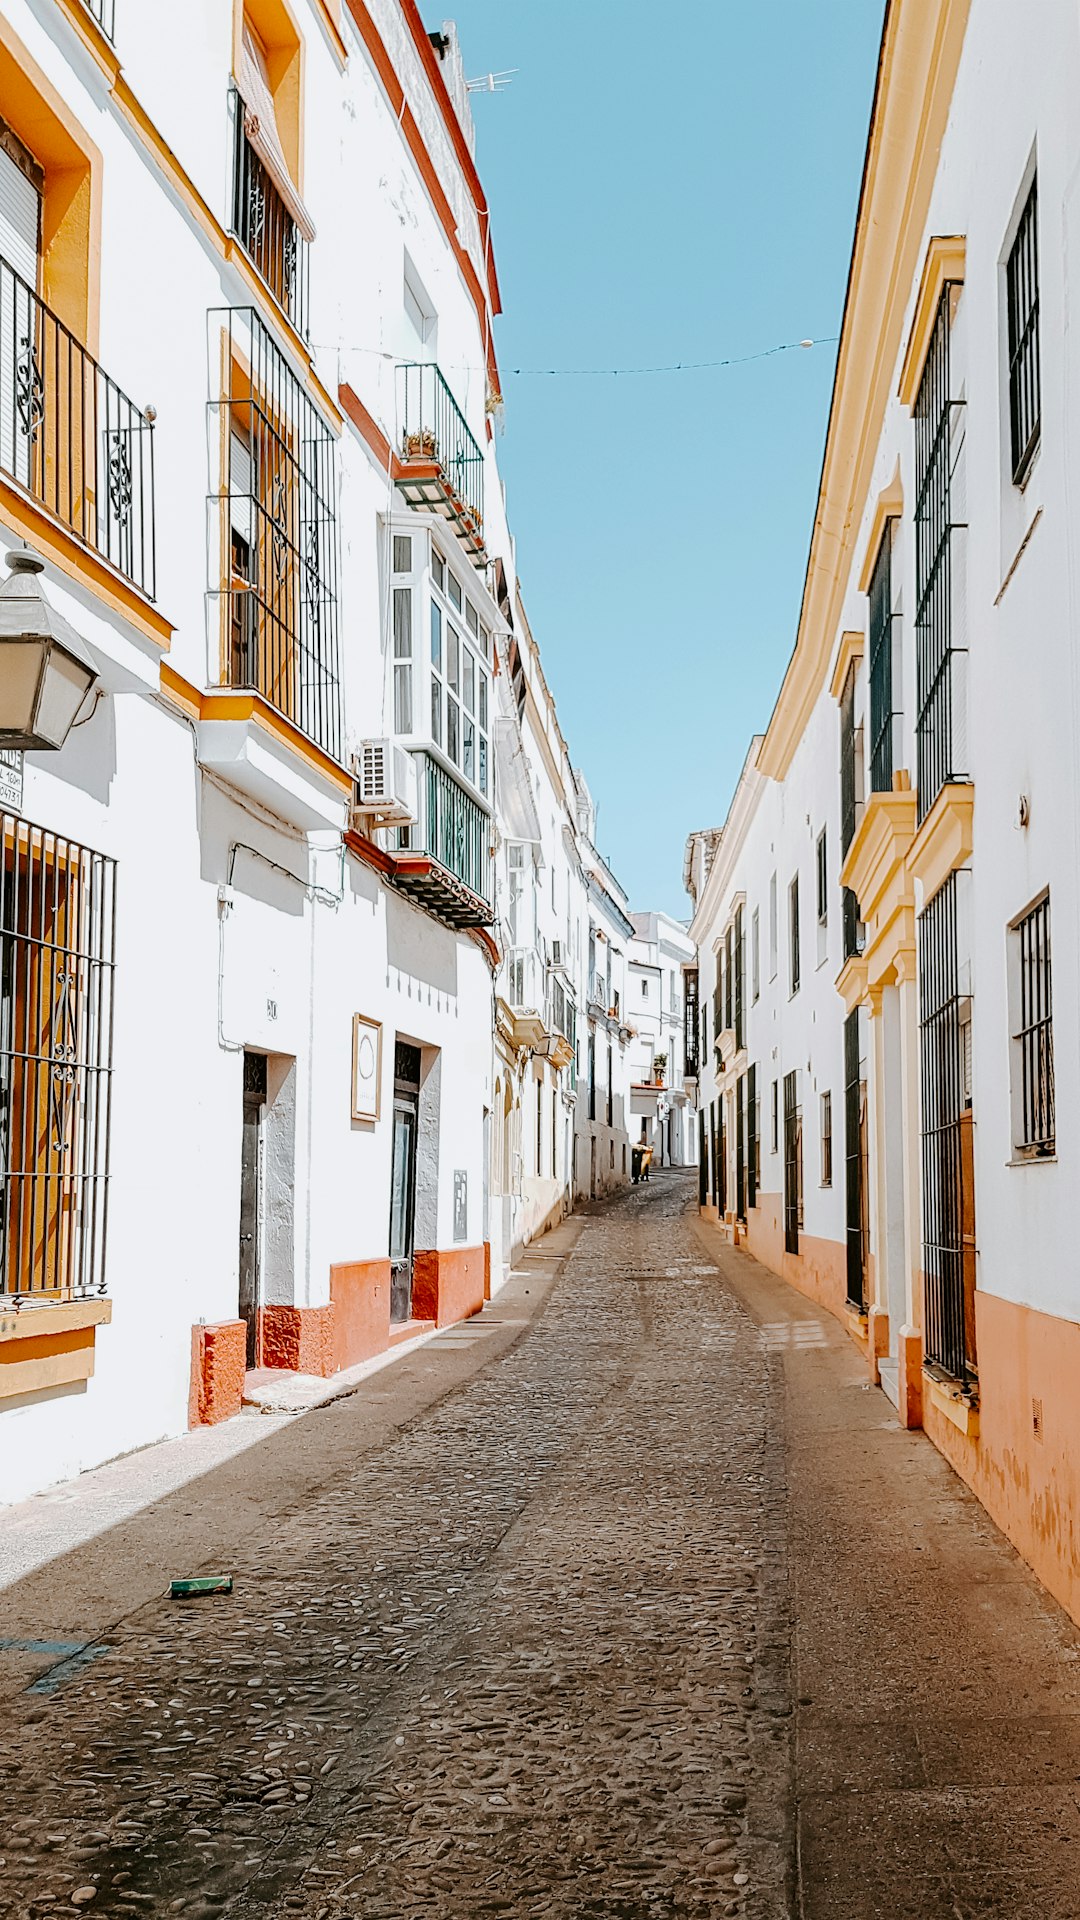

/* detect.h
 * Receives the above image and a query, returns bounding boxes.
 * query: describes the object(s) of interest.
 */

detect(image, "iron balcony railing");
[0,254,155,597]
[80,0,116,37]
[230,90,310,340]
[398,362,484,536]
[406,751,492,909]
[212,307,342,760]
[684,967,700,1076]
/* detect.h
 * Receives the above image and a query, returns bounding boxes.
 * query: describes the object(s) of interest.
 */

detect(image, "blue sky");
[446,2,885,919]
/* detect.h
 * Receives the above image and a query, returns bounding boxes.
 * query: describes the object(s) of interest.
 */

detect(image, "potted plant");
[653,1052,667,1086]
[404,427,437,459]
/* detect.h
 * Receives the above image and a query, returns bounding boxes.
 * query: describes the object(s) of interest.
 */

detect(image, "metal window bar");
[0,813,116,1302]
[79,0,116,37]
[211,307,342,760]
[840,661,860,856]
[0,253,154,597]
[698,1110,707,1208]
[724,924,734,1033]
[914,287,966,824]
[1007,180,1040,485]
[684,967,700,1076]
[868,520,898,793]
[842,887,863,963]
[821,1090,832,1186]
[718,1106,727,1216]
[789,875,800,994]
[399,362,485,538]
[407,751,492,908]
[229,89,311,340]
[1016,893,1054,1153]
[735,1073,746,1223]
[734,905,744,1051]
[816,830,828,924]
[783,1069,799,1254]
[746,1062,757,1209]
[919,873,976,1383]
[844,1010,865,1307]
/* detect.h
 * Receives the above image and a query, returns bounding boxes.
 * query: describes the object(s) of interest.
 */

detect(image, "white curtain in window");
[237,22,316,243]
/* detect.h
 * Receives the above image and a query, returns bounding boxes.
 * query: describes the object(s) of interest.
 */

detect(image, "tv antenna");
[466,68,518,94]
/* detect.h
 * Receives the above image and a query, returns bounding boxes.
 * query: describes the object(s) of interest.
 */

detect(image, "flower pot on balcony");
[404,429,437,459]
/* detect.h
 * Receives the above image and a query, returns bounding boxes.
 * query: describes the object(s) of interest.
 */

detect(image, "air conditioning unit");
[353,740,417,825]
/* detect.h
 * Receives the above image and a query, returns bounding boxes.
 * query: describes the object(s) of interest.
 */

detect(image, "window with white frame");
[768,873,778,981]
[751,907,760,1002]
[393,536,491,801]
[1008,891,1054,1158]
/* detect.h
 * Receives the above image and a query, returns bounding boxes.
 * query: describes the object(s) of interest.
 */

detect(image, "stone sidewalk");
[0,1174,1078,1916]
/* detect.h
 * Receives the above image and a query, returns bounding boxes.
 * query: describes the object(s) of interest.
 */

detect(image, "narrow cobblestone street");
[2,1175,1080,1918]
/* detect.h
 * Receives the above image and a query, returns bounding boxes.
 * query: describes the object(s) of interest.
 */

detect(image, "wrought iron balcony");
[212,307,342,761]
[393,750,493,927]
[396,363,485,561]
[684,967,700,1077]
[0,254,155,597]
[230,89,311,339]
[79,0,115,37]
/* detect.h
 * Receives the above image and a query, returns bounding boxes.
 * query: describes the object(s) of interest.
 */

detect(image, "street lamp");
[0,549,100,752]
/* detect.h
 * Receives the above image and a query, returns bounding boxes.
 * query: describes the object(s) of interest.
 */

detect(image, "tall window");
[232,18,313,336]
[783,1070,802,1254]
[868,520,899,793]
[751,908,760,1002]
[1006,178,1040,485]
[0,814,116,1301]
[771,1078,779,1155]
[914,285,966,823]
[733,905,744,1051]
[1009,892,1054,1158]
[815,831,828,925]
[820,1091,832,1187]
[844,1010,867,1309]
[789,874,800,996]
[747,1063,757,1208]
[216,307,341,758]
[392,578,413,734]
[919,872,976,1384]
[427,550,491,799]
[768,873,778,980]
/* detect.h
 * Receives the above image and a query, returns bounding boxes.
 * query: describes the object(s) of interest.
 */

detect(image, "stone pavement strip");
[0,1173,1078,1917]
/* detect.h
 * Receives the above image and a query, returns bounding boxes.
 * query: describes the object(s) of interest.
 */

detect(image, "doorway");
[389,1041,421,1323]
[239,1050,267,1367]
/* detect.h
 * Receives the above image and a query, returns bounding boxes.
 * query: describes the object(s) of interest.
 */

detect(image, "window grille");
[789,874,800,995]
[698,1110,707,1208]
[1006,179,1040,485]
[751,909,760,1002]
[746,1062,757,1209]
[733,904,744,1051]
[730,1075,737,1221]
[212,308,342,760]
[771,1078,778,1155]
[229,89,310,339]
[919,873,976,1383]
[868,520,899,793]
[842,888,863,964]
[588,1034,595,1121]
[914,287,966,824]
[0,813,116,1301]
[1012,893,1054,1156]
[783,1070,801,1254]
[816,830,828,925]
[724,924,734,1033]
[840,662,860,857]
[820,1090,832,1187]
[80,0,116,38]
[718,1104,727,1215]
[844,1009,866,1308]
[684,968,699,1076]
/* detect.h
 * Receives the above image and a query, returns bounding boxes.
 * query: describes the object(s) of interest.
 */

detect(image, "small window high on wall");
[1006,177,1040,486]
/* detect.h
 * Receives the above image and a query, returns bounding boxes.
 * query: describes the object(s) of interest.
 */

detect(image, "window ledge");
[923,1367,980,1438]
[1006,1154,1057,1168]
[0,1297,112,1401]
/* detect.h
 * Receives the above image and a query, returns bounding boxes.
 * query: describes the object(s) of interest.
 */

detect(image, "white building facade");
[0,1,628,1501]
[688,0,1080,1630]
[627,911,695,1166]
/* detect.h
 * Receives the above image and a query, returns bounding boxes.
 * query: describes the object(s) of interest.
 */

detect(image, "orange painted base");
[330,1259,392,1370]
[923,1289,1080,1630]
[743,1193,849,1321]
[412,1246,485,1329]
[483,1241,492,1302]
[189,1319,246,1427]
[258,1304,335,1378]
[897,1323,923,1429]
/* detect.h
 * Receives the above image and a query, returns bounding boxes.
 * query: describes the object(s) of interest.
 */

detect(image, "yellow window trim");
[0,9,102,353]
[235,0,305,190]
[0,1297,111,1402]
[47,0,121,86]
[898,237,967,408]
[857,466,904,595]
[0,476,173,647]
[840,787,917,928]
[162,665,352,790]
[906,781,974,905]
[829,630,865,704]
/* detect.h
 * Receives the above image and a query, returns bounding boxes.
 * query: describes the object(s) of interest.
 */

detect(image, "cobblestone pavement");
[0,1172,793,1919]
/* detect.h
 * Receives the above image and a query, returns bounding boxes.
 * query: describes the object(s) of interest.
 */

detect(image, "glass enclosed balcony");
[393,749,493,927]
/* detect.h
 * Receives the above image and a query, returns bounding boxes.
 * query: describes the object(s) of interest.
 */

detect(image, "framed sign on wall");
[351,1015,382,1122]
